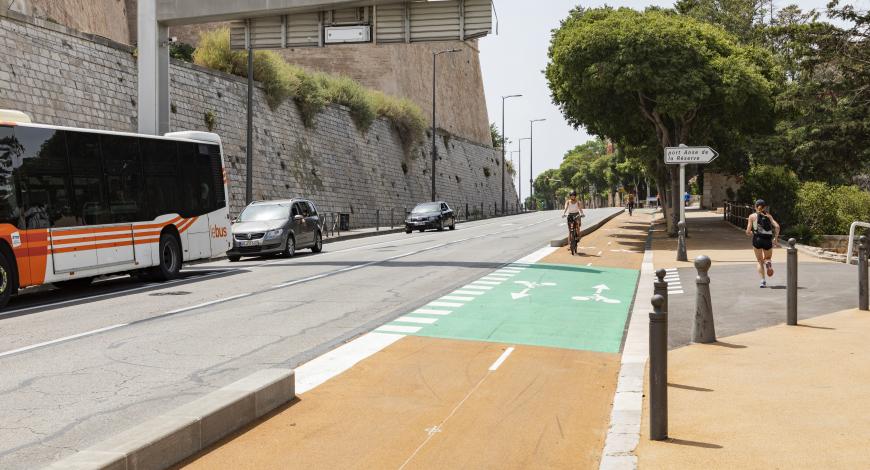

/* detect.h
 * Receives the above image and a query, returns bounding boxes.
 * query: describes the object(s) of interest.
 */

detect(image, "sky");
[478,0,844,202]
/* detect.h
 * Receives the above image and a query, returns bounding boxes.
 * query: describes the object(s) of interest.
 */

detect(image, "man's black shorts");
[752,234,773,250]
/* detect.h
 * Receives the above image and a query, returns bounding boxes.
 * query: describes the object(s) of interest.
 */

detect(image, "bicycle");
[567,213,584,255]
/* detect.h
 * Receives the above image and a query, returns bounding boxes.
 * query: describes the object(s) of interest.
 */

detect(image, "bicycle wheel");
[569,228,577,256]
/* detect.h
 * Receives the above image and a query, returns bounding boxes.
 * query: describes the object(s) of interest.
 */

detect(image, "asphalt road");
[0,208,621,468]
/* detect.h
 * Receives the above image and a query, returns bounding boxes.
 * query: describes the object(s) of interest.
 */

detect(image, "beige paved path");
[637,308,870,469]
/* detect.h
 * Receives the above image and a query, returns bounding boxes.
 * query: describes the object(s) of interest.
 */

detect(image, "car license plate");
[239,240,259,247]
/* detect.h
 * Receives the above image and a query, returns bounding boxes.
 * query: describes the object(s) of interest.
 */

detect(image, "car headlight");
[264,228,283,240]
[430,216,439,221]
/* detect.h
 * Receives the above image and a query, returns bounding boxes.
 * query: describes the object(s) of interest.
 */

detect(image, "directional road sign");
[664,146,719,165]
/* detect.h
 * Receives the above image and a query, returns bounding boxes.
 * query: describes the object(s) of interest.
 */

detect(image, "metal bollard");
[654,268,669,314]
[466,203,469,221]
[677,221,688,262]
[376,209,380,232]
[787,238,798,325]
[860,235,869,311]
[692,255,716,343]
[649,294,668,441]
[481,202,484,219]
[390,208,394,229]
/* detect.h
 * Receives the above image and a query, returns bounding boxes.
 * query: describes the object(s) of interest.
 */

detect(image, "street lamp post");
[529,118,546,209]
[431,48,461,201]
[517,137,530,210]
[500,94,522,214]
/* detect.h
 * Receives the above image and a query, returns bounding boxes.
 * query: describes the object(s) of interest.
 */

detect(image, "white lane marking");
[414,309,452,315]
[483,274,512,279]
[597,251,603,256]
[514,247,557,264]
[451,290,484,296]
[489,347,515,371]
[441,296,475,302]
[396,316,438,324]
[472,280,501,286]
[0,271,229,318]
[165,293,251,314]
[669,290,685,294]
[664,268,678,272]
[295,332,402,394]
[0,323,127,359]
[663,276,679,281]
[376,325,422,334]
[586,263,593,266]
[462,285,493,291]
[429,301,463,308]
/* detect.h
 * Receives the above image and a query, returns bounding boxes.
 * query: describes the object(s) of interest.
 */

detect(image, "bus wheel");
[0,250,12,308]
[53,277,94,290]
[151,233,182,281]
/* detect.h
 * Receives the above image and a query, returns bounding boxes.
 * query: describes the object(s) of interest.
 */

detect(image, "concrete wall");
[0,10,517,228]
[702,171,741,210]
[7,0,130,44]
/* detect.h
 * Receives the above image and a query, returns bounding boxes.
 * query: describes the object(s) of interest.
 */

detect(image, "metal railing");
[723,200,754,229]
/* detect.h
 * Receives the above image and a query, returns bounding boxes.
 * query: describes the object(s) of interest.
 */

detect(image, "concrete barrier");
[47,368,295,470]
[549,209,625,247]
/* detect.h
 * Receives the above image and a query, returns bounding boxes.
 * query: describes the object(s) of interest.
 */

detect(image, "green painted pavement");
[399,263,639,353]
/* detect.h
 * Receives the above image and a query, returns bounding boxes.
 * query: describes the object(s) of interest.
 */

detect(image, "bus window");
[101,134,144,223]
[0,127,19,228]
[14,127,75,229]
[206,144,226,210]
[179,142,216,217]
[141,138,180,220]
[66,131,108,226]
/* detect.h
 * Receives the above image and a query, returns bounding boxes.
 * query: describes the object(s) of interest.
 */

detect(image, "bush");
[192,28,426,147]
[795,182,870,236]
[737,164,799,226]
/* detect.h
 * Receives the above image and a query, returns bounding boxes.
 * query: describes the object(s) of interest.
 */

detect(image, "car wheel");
[418,228,425,233]
[449,217,456,230]
[228,255,241,262]
[437,219,444,231]
[311,231,323,253]
[0,250,12,309]
[282,235,296,258]
[53,277,94,290]
[150,233,182,281]
[405,228,412,234]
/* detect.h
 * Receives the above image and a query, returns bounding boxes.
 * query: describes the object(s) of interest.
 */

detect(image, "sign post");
[664,146,719,226]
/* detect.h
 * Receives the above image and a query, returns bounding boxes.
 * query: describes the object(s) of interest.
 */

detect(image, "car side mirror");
[294,215,304,221]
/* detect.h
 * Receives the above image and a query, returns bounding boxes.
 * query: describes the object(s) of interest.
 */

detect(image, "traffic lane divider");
[46,369,295,470]
[550,208,625,247]
[179,336,620,470]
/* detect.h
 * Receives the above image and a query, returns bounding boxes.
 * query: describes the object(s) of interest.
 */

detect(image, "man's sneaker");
[765,261,775,277]
[760,280,767,288]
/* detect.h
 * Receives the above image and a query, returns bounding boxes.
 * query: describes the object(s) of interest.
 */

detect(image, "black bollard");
[654,268,669,315]
[692,255,716,343]
[787,238,798,325]
[677,221,688,262]
[860,236,868,311]
[649,294,668,441]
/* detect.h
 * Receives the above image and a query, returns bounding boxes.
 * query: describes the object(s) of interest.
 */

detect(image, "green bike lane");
[379,261,639,353]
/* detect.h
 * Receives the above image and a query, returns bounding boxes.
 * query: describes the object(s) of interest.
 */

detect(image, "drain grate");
[149,291,192,296]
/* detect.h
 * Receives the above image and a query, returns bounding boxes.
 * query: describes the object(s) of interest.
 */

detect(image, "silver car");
[227,199,323,261]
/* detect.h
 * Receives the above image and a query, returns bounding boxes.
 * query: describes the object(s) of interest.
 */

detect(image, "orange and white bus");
[0,110,232,308]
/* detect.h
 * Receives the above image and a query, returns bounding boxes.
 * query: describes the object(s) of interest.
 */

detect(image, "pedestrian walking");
[745,199,781,288]
[683,191,691,207]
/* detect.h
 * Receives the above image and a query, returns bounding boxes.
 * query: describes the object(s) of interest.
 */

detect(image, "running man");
[745,199,781,288]
[562,191,585,251]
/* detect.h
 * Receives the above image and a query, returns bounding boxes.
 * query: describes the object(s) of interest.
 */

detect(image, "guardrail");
[846,221,870,265]
[723,200,754,229]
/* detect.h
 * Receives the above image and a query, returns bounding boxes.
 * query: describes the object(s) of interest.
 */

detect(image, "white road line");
[586,263,593,266]
[414,309,452,315]
[664,276,679,281]
[461,285,493,291]
[441,296,474,302]
[488,347,515,371]
[429,301,463,308]
[376,325,422,334]
[165,293,252,314]
[483,274,512,279]
[396,316,438,325]
[0,323,128,358]
[472,281,501,286]
[669,290,685,294]
[597,251,603,256]
[451,290,484,296]
[295,332,402,394]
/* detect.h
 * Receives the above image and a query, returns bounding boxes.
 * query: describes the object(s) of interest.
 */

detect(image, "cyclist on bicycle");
[562,191,585,248]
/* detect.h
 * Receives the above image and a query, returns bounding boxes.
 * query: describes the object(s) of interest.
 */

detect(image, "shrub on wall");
[192,28,425,147]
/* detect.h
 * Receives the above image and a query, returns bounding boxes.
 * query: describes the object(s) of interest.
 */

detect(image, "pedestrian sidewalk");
[631,209,869,468]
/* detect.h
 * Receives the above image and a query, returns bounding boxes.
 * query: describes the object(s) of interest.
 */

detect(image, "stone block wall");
[0,11,518,228]
[702,171,741,210]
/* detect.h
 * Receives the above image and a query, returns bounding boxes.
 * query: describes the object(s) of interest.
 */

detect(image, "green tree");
[546,7,778,234]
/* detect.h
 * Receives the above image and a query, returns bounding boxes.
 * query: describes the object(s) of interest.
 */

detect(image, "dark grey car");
[405,201,456,233]
[227,199,323,261]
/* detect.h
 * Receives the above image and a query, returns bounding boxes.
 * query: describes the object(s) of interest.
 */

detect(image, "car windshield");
[412,203,441,213]
[238,204,290,222]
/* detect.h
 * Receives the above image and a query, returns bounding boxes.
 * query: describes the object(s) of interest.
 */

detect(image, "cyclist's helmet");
[569,191,577,197]
[755,199,766,208]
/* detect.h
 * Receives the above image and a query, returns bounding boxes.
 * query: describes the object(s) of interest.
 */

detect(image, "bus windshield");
[238,204,290,222]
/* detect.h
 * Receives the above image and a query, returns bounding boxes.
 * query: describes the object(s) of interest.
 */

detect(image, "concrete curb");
[47,369,295,470]
[549,209,625,247]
